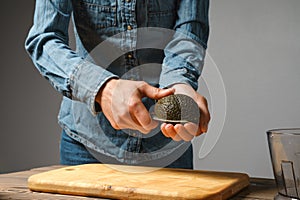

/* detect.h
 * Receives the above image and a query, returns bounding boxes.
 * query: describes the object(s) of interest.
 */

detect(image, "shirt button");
[127,54,133,59]
[126,0,131,2]
[127,25,132,30]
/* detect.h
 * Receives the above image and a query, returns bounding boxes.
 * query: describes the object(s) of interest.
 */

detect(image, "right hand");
[96,79,174,134]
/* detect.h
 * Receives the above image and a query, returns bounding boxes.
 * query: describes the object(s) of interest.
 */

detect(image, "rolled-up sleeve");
[25,0,118,115]
[159,0,209,90]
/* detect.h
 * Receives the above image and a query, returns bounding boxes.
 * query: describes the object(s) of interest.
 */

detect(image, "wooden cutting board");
[28,164,249,200]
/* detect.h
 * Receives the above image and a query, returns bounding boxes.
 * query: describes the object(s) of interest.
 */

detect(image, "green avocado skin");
[154,94,200,124]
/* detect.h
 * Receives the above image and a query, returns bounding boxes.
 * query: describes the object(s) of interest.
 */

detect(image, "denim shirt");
[25,0,209,164]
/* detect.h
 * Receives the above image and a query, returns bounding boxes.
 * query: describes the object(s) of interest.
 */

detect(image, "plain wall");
[0,0,62,173]
[194,0,300,178]
[1,0,299,178]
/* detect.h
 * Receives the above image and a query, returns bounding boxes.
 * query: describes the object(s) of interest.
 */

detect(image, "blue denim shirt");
[25,0,209,164]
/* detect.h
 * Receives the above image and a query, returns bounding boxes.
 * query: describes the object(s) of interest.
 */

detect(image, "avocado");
[154,94,200,124]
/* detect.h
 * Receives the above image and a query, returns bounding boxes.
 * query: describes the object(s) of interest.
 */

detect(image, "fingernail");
[166,124,172,129]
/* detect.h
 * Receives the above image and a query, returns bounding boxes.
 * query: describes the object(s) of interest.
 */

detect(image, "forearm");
[159,0,209,90]
[25,0,117,114]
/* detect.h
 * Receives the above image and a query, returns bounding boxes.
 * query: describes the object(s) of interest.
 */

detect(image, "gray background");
[1,0,299,178]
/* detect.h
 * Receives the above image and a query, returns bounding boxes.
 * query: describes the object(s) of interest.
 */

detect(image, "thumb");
[139,84,175,100]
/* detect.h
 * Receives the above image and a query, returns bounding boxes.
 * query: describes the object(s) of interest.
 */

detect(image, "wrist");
[170,83,193,94]
[96,78,119,106]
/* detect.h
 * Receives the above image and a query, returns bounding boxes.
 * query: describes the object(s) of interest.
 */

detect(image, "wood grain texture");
[28,164,249,200]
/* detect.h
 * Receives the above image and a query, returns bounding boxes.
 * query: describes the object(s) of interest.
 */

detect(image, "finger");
[196,96,211,133]
[110,106,150,133]
[162,124,182,141]
[128,99,158,133]
[120,118,150,134]
[200,119,209,133]
[101,107,121,130]
[110,120,121,130]
[174,124,194,141]
[184,122,202,136]
[121,112,151,134]
[160,123,170,138]
[139,82,175,100]
[199,109,210,133]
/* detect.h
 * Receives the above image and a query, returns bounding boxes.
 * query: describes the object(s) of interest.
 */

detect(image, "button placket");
[127,53,133,59]
[119,0,141,150]
[122,0,138,81]
[127,25,133,30]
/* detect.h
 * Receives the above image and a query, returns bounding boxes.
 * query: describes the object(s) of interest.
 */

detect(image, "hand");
[160,83,210,141]
[96,79,175,134]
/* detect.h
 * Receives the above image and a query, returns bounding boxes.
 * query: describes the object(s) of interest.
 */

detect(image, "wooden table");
[0,165,278,200]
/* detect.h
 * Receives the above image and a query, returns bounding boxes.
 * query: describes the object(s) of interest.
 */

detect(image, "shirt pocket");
[147,0,177,29]
[77,0,117,29]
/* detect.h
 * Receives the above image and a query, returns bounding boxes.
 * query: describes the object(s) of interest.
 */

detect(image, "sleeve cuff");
[70,60,118,115]
[159,61,199,90]
[159,31,206,91]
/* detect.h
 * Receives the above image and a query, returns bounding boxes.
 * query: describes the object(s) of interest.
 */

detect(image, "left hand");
[160,83,210,141]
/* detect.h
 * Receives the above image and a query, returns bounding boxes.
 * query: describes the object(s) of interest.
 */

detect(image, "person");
[25,0,210,169]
